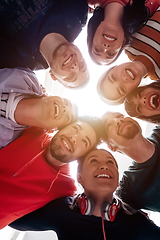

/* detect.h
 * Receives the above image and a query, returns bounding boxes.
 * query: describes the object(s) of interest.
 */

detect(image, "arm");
[87,0,128,8]
[9,197,71,232]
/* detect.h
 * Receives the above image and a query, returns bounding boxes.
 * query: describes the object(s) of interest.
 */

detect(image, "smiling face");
[78,149,119,200]
[36,96,77,129]
[47,121,97,164]
[103,112,141,149]
[50,42,89,88]
[91,21,125,65]
[127,87,160,117]
[98,62,144,102]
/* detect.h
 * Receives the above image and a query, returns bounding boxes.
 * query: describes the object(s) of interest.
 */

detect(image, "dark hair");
[87,0,149,65]
[97,66,125,105]
[125,81,160,124]
[77,115,105,147]
[78,148,118,172]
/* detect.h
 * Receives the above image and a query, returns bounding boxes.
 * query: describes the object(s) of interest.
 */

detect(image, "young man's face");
[78,149,119,199]
[103,112,141,148]
[47,121,97,164]
[50,42,89,88]
[19,96,77,130]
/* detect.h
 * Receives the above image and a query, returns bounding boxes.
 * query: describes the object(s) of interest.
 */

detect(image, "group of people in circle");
[0,0,160,239]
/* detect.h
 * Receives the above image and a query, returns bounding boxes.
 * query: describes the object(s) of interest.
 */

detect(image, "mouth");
[118,121,131,134]
[95,174,111,179]
[103,34,116,42]
[62,54,73,67]
[54,103,60,118]
[60,137,73,153]
[148,94,160,109]
[125,69,135,80]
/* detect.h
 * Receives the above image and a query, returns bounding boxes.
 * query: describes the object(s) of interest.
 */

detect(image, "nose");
[63,105,69,114]
[103,43,110,50]
[140,96,146,105]
[135,95,146,106]
[71,62,79,72]
[70,136,76,144]
[99,164,109,170]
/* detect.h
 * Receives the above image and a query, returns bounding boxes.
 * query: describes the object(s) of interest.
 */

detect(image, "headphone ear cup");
[85,197,94,215]
[101,200,119,222]
[78,195,94,215]
[101,201,110,221]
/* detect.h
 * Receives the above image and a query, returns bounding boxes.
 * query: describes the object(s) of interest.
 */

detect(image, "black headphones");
[75,194,120,222]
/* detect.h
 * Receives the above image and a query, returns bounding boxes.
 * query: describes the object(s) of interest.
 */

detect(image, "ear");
[49,70,57,81]
[107,143,118,152]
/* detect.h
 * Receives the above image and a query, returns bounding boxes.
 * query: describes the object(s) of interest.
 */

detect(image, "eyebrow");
[117,87,123,96]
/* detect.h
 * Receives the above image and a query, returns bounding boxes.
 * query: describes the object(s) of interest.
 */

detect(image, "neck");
[85,192,113,217]
[40,33,68,66]
[45,146,66,167]
[118,136,155,163]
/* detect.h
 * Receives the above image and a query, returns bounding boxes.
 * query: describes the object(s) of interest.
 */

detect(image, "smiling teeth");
[103,35,115,41]
[54,104,59,118]
[96,174,111,178]
[126,70,134,79]
[62,139,71,151]
[150,94,158,109]
[63,55,72,66]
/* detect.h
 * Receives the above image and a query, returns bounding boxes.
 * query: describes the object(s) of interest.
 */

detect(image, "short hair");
[77,115,105,148]
[87,1,148,65]
[125,81,160,124]
[97,66,125,105]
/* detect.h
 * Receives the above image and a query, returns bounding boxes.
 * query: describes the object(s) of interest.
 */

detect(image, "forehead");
[103,112,124,123]
[85,149,116,161]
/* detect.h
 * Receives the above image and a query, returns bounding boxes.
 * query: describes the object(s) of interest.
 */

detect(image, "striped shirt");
[125,7,160,80]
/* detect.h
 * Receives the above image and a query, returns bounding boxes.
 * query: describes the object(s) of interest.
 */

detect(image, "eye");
[119,87,126,96]
[107,160,114,164]
[111,74,116,81]
[90,158,98,163]
[107,52,115,57]
[72,126,78,133]
[95,47,100,53]
[82,139,88,147]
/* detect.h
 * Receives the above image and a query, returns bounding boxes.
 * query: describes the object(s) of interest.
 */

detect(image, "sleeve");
[115,173,135,207]
[87,0,128,8]
[0,119,26,149]
[9,197,71,232]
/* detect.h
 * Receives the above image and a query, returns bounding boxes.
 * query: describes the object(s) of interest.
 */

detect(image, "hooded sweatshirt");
[0,127,76,229]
